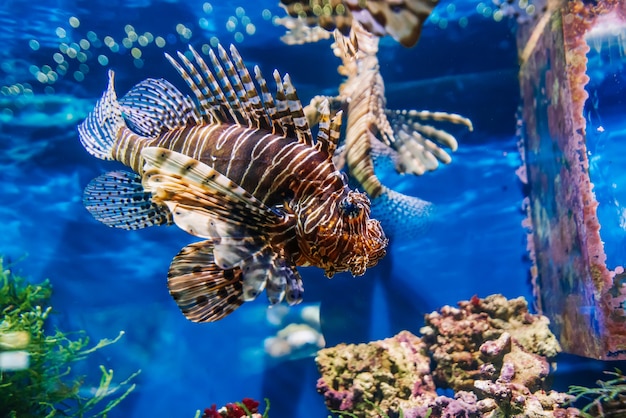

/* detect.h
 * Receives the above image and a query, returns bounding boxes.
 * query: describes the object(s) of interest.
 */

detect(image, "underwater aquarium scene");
[3,0,626,416]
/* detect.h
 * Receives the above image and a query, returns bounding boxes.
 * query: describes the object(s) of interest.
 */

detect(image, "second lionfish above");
[77,44,387,322]
[278,0,473,237]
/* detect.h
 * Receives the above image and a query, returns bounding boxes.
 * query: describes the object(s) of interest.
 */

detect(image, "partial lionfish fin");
[235,245,304,305]
[118,78,200,137]
[83,170,172,229]
[168,240,244,322]
[207,45,249,125]
[279,0,438,47]
[386,108,473,139]
[141,147,285,234]
[372,187,434,240]
[77,70,123,160]
[211,236,266,269]
[385,109,473,174]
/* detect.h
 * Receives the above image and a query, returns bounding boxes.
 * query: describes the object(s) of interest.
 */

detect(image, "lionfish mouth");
[325,218,387,277]
[351,218,388,275]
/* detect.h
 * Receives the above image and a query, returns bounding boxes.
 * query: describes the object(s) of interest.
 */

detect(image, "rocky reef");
[316,294,581,417]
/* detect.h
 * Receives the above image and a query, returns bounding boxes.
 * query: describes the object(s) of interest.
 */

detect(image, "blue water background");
[1,1,622,416]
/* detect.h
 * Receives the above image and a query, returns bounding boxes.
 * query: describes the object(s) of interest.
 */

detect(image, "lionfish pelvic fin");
[168,239,304,322]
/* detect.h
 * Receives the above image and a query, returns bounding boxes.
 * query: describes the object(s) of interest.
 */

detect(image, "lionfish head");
[297,188,387,277]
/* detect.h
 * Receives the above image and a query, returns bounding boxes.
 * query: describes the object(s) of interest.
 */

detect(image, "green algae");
[0,257,138,417]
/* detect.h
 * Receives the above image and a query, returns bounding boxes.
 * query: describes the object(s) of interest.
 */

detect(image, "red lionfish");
[278,1,473,236]
[77,44,387,322]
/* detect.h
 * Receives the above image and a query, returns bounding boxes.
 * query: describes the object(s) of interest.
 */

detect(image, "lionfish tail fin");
[83,170,172,229]
[371,187,434,240]
[77,70,123,160]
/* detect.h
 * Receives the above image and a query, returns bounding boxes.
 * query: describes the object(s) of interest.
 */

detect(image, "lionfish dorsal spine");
[271,69,296,137]
[215,44,256,125]
[165,44,316,147]
[165,49,231,124]
[229,45,272,130]
[314,98,338,159]
[282,73,313,146]
[207,46,249,125]
[253,65,283,135]
[329,110,343,151]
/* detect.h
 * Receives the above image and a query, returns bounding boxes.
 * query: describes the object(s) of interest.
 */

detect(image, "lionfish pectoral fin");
[141,147,285,232]
[83,170,172,229]
[118,78,199,137]
[168,240,244,322]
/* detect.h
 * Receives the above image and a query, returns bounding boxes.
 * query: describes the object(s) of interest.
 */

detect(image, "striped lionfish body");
[277,12,473,237]
[77,44,387,322]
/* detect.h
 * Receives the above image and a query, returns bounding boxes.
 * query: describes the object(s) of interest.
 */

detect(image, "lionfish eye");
[340,198,361,218]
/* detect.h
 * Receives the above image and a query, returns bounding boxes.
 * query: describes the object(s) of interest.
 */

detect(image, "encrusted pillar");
[518,0,626,360]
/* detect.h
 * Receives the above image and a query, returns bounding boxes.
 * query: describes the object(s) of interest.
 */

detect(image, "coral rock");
[317,294,578,417]
[315,330,434,417]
